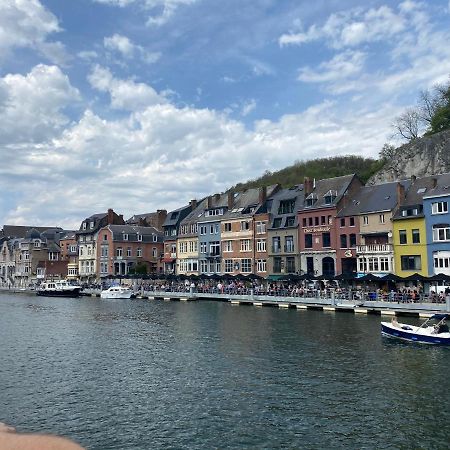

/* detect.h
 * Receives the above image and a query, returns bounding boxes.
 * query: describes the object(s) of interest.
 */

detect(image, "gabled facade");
[423,174,450,276]
[126,210,167,231]
[97,224,164,276]
[267,185,305,276]
[162,203,194,274]
[337,180,409,277]
[77,209,124,280]
[298,175,362,276]
[392,176,437,277]
[59,232,78,279]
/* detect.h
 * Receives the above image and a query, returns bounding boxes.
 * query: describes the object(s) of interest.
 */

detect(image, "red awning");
[162,257,175,263]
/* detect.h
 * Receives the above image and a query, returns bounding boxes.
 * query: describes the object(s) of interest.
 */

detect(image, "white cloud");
[279,5,407,49]
[103,33,161,63]
[88,65,165,110]
[241,99,256,117]
[0,0,68,64]
[298,50,366,83]
[1,65,399,228]
[93,0,197,26]
[0,64,79,145]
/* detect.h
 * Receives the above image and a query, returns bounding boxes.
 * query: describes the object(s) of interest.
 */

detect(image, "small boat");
[37,280,81,297]
[100,285,134,299]
[381,314,450,345]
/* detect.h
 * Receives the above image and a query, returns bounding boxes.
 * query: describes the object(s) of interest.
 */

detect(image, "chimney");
[207,196,212,209]
[107,208,114,224]
[228,191,234,209]
[190,199,197,210]
[259,186,267,204]
[431,177,437,189]
[304,177,313,195]
[396,182,405,206]
[119,214,124,224]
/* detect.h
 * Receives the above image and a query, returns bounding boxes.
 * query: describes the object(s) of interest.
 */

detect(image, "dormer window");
[272,218,282,228]
[34,240,40,248]
[123,233,128,241]
[138,234,142,242]
[323,190,338,205]
[82,222,87,230]
[153,235,158,242]
[305,193,317,207]
[90,221,94,229]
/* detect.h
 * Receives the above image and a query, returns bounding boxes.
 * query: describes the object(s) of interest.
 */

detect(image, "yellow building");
[176,236,198,275]
[393,215,428,277]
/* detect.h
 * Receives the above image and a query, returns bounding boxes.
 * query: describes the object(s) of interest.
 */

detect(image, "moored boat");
[381,314,450,345]
[37,280,81,297]
[100,286,134,299]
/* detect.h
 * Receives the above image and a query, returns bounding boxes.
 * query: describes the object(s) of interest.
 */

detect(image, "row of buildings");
[1,172,450,285]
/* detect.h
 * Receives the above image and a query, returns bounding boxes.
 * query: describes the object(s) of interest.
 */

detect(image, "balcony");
[357,244,393,254]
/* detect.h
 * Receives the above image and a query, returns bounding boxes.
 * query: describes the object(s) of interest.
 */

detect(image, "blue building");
[423,174,450,276]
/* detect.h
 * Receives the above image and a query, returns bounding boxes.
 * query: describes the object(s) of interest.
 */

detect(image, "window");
[224,259,233,273]
[240,221,250,231]
[272,236,281,253]
[137,234,142,242]
[273,257,282,273]
[153,234,159,242]
[241,259,251,273]
[205,208,224,217]
[224,223,232,232]
[191,224,198,234]
[380,257,389,271]
[340,218,345,227]
[123,234,128,241]
[200,225,207,235]
[278,199,295,214]
[399,230,407,245]
[379,214,385,224]
[256,239,266,252]
[286,216,295,227]
[127,247,132,257]
[434,257,450,269]
[349,234,356,248]
[308,217,313,226]
[305,193,317,207]
[101,246,108,257]
[304,234,312,248]
[412,229,420,244]
[209,242,220,256]
[256,259,266,273]
[340,234,347,248]
[90,221,94,229]
[323,190,337,204]
[321,216,326,225]
[368,257,379,272]
[210,225,214,234]
[349,217,355,227]
[240,239,251,252]
[200,260,208,273]
[200,242,207,253]
[223,241,233,252]
[432,225,450,242]
[401,255,421,271]
[285,236,294,252]
[70,245,77,253]
[286,257,295,273]
[152,248,157,257]
[137,248,142,257]
[256,221,266,234]
[363,216,369,225]
[116,248,123,257]
[358,258,367,272]
[315,217,319,226]
[302,218,307,227]
[272,218,282,228]
[322,232,331,248]
[82,222,87,230]
[34,240,40,248]
[432,201,448,214]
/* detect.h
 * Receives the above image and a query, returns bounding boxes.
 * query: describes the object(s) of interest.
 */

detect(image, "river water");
[0,292,448,449]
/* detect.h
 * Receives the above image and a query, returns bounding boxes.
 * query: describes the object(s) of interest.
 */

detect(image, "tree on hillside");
[379,143,396,161]
[393,77,450,141]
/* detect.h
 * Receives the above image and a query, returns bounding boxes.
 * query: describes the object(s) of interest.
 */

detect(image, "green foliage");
[230,155,384,191]
[129,262,148,275]
[429,104,450,134]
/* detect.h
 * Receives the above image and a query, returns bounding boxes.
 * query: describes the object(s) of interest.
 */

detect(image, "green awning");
[267,274,283,281]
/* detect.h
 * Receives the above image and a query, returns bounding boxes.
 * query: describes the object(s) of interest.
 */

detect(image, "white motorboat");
[381,314,450,345]
[37,280,81,297]
[100,286,134,299]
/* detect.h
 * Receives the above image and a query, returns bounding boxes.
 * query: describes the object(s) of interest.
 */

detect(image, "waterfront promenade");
[3,286,449,317]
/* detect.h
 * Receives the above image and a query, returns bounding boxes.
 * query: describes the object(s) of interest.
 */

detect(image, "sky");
[1,0,450,229]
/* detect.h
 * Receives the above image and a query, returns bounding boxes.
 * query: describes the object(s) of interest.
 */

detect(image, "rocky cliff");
[368,130,450,185]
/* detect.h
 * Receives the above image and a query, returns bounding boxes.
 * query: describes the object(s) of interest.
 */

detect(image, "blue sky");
[1,0,450,228]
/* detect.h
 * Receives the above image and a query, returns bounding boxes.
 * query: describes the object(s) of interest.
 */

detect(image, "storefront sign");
[304,227,330,233]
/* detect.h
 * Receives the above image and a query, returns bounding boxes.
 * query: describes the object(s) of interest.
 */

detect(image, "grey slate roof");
[107,224,163,242]
[337,180,411,217]
[163,204,193,227]
[393,173,450,219]
[1,225,62,238]
[421,172,450,199]
[267,185,305,229]
[299,174,356,211]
